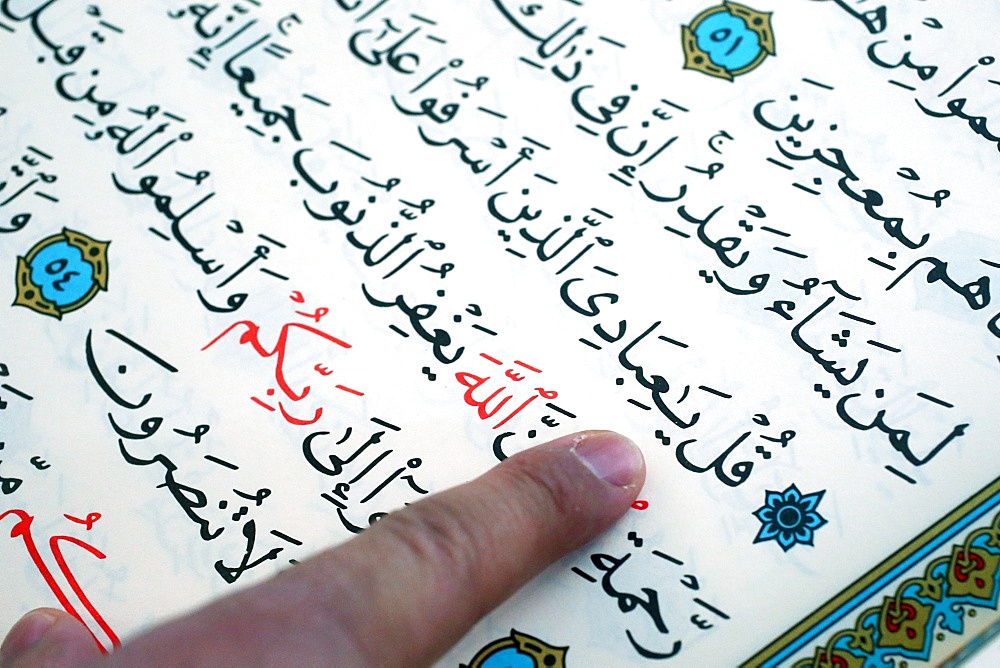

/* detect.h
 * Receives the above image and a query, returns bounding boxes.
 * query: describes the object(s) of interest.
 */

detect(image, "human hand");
[0,430,644,667]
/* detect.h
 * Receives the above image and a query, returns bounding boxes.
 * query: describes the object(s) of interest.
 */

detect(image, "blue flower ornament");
[753,484,827,551]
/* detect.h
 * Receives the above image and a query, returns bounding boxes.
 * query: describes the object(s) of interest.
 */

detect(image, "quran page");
[2,1,999,665]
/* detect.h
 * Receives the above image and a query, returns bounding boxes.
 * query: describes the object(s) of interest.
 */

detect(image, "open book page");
[2,1,999,665]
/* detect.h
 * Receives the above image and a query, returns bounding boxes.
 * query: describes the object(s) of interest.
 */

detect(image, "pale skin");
[0,430,645,667]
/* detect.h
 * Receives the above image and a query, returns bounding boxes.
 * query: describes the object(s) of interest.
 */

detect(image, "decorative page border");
[745,476,1000,667]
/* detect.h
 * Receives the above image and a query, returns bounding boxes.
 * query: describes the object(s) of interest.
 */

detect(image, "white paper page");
[2,1,999,665]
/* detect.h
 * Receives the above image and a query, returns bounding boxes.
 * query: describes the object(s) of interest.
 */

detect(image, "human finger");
[0,608,101,667]
[4,430,644,667]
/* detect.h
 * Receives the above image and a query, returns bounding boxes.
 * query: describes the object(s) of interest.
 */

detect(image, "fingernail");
[572,431,644,488]
[0,609,58,665]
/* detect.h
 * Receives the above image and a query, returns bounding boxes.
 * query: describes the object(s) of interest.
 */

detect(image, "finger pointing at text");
[1,430,645,667]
